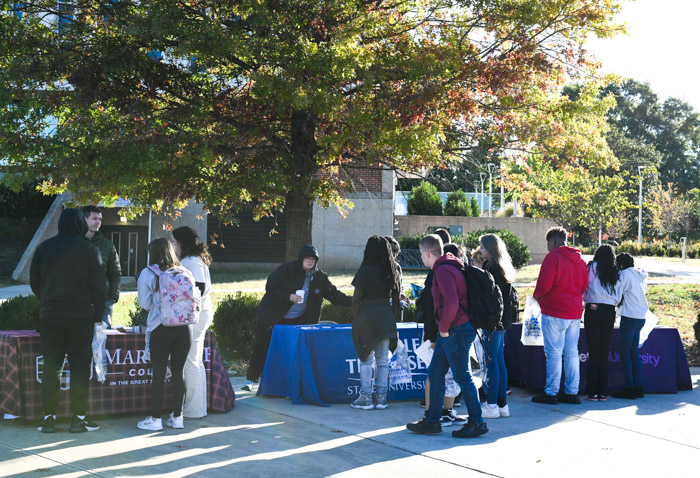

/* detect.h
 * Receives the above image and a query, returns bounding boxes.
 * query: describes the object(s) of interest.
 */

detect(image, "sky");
[585,0,700,110]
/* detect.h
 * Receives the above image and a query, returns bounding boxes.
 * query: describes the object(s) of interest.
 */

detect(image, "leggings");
[150,325,191,418]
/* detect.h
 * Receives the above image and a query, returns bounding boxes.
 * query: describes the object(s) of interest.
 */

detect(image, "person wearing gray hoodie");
[612,253,649,400]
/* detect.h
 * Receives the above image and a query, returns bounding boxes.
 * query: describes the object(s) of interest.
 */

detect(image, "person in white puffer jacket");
[612,253,649,400]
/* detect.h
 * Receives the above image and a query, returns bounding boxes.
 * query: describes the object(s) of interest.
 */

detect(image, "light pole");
[499,161,505,212]
[638,165,647,244]
[479,172,487,216]
[488,164,495,217]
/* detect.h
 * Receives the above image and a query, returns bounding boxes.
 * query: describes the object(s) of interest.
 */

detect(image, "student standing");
[479,233,516,418]
[612,253,649,400]
[407,234,488,438]
[137,238,191,431]
[172,226,213,419]
[583,245,621,401]
[350,236,401,410]
[30,208,106,433]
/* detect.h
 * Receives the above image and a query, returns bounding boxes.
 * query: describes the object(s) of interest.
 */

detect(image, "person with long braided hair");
[350,235,401,410]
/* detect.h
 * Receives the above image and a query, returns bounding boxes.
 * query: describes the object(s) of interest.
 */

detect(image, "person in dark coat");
[30,208,106,434]
[242,244,351,390]
[349,236,401,410]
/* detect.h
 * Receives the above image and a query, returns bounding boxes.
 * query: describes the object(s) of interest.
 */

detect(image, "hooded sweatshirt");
[255,244,350,325]
[533,245,588,320]
[30,208,106,322]
[431,253,469,334]
[618,267,649,319]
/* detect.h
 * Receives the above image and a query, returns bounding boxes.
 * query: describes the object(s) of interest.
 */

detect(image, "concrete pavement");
[1,374,699,477]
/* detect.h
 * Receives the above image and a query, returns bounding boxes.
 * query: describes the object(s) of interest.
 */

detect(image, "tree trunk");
[285,189,314,261]
[285,110,318,261]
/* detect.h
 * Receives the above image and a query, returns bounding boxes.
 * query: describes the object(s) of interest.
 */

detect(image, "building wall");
[313,168,395,269]
[394,215,560,264]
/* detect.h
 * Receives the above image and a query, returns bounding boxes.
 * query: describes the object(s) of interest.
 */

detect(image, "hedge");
[580,239,700,258]
[0,295,40,330]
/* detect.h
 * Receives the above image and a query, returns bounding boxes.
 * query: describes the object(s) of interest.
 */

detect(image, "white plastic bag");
[388,340,413,385]
[92,322,108,383]
[639,309,658,348]
[521,296,544,346]
[414,340,461,397]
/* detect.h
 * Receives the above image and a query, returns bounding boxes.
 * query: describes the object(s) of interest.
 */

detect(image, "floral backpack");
[148,265,201,326]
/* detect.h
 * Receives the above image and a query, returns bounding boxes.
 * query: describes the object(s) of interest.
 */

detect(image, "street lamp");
[638,165,647,244]
[479,172,487,216]
[487,164,496,217]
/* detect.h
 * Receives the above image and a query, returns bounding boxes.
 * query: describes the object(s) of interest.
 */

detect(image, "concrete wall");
[313,169,395,269]
[394,215,560,264]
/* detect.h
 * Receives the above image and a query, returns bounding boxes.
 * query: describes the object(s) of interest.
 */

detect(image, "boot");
[612,387,636,400]
[635,386,644,398]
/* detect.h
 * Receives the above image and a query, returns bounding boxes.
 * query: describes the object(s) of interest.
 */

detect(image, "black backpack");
[437,262,503,331]
[503,283,520,328]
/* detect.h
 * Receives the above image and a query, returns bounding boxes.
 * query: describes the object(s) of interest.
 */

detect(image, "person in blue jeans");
[479,233,517,419]
[612,253,649,400]
[406,234,487,438]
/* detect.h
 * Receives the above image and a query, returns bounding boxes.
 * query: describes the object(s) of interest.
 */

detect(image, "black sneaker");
[440,408,467,427]
[558,393,581,404]
[453,391,462,407]
[452,420,488,438]
[406,416,442,434]
[532,394,558,405]
[38,415,55,434]
[69,416,100,433]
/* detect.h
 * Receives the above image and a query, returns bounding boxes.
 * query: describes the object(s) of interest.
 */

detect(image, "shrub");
[397,233,423,250]
[454,228,531,269]
[469,196,479,217]
[320,301,353,324]
[0,295,40,330]
[211,292,260,360]
[129,302,149,328]
[695,313,700,343]
[444,189,470,216]
[407,181,442,216]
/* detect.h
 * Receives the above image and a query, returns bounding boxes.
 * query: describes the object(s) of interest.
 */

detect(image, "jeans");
[427,322,482,424]
[483,330,507,405]
[40,317,93,416]
[583,304,615,396]
[150,325,191,418]
[619,316,645,388]
[542,314,581,396]
[359,339,390,396]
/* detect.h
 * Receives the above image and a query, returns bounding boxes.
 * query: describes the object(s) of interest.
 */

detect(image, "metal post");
[638,165,646,244]
[681,237,687,263]
[500,161,505,211]
[488,164,495,217]
[479,172,486,216]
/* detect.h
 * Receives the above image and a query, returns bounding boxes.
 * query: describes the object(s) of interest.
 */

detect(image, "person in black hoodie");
[242,244,351,390]
[30,208,106,434]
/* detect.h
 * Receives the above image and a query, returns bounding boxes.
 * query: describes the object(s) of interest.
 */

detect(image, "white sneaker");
[499,405,510,417]
[481,404,500,419]
[137,416,163,431]
[166,412,184,429]
[241,380,256,391]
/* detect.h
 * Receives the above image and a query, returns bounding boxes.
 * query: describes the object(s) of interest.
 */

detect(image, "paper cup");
[296,290,305,302]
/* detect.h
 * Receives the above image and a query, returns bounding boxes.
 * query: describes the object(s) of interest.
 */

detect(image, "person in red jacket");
[531,227,588,405]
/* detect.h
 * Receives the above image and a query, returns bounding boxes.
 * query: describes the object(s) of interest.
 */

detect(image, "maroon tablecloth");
[0,329,235,421]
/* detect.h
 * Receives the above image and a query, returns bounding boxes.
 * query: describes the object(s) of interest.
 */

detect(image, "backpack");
[149,265,201,326]
[503,284,520,327]
[437,262,503,331]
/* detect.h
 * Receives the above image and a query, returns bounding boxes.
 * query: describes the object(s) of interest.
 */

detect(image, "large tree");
[1,0,622,258]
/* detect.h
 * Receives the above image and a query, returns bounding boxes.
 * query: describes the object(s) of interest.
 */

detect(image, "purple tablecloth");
[504,323,692,393]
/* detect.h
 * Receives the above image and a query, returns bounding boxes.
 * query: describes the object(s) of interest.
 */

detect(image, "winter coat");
[256,244,351,326]
[484,260,515,330]
[533,245,588,320]
[88,231,121,303]
[30,208,106,322]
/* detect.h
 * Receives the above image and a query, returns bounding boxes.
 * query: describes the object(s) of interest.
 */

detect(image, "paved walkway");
[1,374,698,477]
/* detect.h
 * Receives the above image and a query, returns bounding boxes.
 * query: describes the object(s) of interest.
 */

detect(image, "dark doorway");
[101,225,148,277]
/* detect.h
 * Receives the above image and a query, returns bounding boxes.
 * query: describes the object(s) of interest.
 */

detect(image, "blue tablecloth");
[504,323,692,393]
[260,323,427,406]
